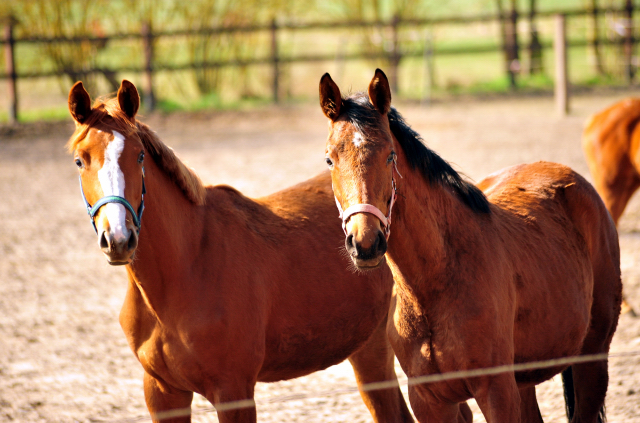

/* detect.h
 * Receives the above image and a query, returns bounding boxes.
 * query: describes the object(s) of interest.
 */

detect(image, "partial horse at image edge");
[582,97,640,224]
[582,97,640,315]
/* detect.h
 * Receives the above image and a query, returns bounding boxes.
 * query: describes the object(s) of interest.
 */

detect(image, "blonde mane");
[67,97,206,205]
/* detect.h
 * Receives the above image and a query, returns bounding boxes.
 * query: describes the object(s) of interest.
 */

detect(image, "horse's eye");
[138,151,145,164]
[387,152,396,164]
[325,157,334,169]
[74,158,83,168]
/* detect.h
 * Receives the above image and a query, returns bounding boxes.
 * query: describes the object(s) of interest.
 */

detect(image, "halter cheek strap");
[334,159,401,240]
[78,167,146,235]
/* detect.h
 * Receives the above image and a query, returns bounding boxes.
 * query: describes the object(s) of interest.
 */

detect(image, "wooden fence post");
[389,14,400,95]
[271,18,279,104]
[4,16,17,124]
[528,0,542,74]
[554,14,569,116]
[624,0,635,84]
[506,1,520,88]
[142,22,155,112]
[589,1,605,75]
[421,31,434,106]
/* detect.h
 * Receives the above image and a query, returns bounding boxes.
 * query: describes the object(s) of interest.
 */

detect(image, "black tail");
[561,367,575,421]
[562,366,606,423]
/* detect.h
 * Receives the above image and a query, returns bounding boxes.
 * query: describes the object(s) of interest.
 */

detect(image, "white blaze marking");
[97,131,128,242]
[352,132,364,147]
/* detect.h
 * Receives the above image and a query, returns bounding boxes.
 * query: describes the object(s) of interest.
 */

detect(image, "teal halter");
[78,168,146,234]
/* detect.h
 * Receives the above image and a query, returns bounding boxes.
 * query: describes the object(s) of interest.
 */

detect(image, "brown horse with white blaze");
[67,80,414,423]
[319,69,622,423]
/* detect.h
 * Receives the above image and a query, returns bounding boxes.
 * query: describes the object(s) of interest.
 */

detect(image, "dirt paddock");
[2,92,640,422]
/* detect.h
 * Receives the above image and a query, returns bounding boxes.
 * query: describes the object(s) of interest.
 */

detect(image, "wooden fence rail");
[0,6,636,123]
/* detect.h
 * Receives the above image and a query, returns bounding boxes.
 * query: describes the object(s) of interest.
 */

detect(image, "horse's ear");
[117,80,140,120]
[68,81,92,124]
[319,73,342,120]
[368,68,391,115]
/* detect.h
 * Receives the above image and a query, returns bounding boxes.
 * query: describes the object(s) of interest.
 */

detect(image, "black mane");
[342,94,491,214]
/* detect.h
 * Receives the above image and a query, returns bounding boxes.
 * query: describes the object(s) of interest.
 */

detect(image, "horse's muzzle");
[99,228,138,265]
[345,229,387,270]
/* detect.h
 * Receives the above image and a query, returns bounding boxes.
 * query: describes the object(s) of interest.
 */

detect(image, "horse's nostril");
[127,232,138,251]
[99,232,109,250]
[371,232,380,251]
[346,234,357,256]
[377,231,387,255]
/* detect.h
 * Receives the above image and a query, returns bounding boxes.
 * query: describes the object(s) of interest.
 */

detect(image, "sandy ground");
[1,92,640,422]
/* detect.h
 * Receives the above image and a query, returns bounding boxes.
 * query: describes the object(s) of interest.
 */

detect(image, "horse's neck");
[126,158,207,314]
[388,149,477,297]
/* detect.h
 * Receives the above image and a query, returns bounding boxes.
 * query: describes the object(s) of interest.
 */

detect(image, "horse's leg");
[203,380,257,423]
[407,385,464,423]
[566,215,622,423]
[471,374,521,423]
[519,386,543,423]
[566,297,617,423]
[143,372,194,423]
[564,360,608,423]
[348,312,414,423]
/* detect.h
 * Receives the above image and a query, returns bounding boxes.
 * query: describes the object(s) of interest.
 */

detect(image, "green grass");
[154,92,273,113]
[2,0,638,123]
[0,105,70,124]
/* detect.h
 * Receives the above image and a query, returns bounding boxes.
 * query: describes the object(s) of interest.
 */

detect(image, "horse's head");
[320,69,397,270]
[67,80,145,266]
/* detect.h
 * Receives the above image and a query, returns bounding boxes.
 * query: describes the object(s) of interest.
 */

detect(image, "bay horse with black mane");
[318,69,621,423]
[66,80,415,423]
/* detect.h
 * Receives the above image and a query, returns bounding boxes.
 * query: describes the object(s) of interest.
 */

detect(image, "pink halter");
[334,159,402,239]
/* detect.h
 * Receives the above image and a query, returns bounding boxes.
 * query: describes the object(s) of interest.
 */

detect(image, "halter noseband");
[78,168,146,235]
[335,158,401,239]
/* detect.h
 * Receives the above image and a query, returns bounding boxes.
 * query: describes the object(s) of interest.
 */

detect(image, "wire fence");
[96,348,640,423]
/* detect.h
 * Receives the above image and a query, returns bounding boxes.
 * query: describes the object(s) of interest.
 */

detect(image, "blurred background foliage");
[0,0,637,121]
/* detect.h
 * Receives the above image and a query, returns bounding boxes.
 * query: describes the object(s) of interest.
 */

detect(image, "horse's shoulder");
[256,171,335,218]
[203,172,336,234]
[260,171,332,201]
[205,184,248,208]
[205,185,275,223]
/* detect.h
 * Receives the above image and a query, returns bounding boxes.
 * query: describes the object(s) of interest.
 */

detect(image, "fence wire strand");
[108,349,640,422]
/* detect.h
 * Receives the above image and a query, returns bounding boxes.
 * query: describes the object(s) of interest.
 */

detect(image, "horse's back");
[478,162,621,371]
[583,98,640,157]
[480,161,619,277]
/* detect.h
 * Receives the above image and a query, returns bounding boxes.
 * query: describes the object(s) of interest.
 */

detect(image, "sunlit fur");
[68,81,414,423]
[68,97,206,206]
[339,241,386,274]
[583,98,640,225]
[582,98,640,316]
[321,70,622,423]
